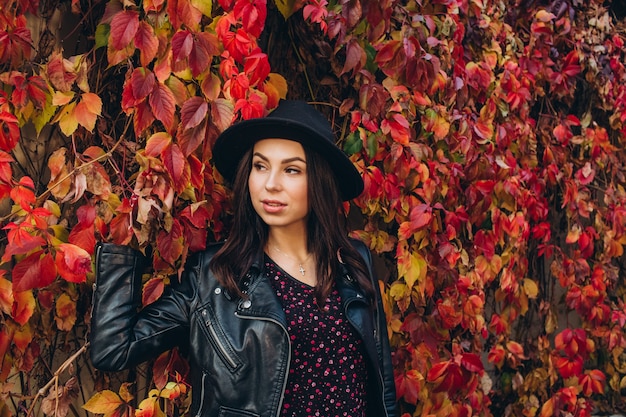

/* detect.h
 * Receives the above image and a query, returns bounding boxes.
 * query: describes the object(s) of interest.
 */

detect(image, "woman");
[90,100,398,417]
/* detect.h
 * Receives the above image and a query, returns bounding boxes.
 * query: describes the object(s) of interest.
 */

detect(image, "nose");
[264,168,281,191]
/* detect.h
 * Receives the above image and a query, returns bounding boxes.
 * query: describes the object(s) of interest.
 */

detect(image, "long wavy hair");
[209,142,375,307]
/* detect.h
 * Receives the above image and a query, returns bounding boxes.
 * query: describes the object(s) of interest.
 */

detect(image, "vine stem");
[26,342,90,417]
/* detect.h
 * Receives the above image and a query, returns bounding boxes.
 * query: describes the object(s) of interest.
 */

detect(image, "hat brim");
[213,117,364,201]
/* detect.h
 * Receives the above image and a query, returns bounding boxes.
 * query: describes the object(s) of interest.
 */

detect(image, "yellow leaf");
[190,0,212,17]
[523,278,539,299]
[398,250,427,292]
[535,9,556,22]
[119,382,135,403]
[83,390,124,415]
[267,73,288,99]
[56,102,78,136]
[275,0,299,19]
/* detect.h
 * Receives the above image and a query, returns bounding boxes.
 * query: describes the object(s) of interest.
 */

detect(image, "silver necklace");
[271,245,311,276]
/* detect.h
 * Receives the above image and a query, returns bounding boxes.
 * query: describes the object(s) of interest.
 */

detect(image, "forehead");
[252,138,306,157]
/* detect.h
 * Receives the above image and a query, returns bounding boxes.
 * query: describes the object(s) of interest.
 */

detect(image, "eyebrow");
[252,152,306,164]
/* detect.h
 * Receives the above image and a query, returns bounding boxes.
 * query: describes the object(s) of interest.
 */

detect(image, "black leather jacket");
[90,241,398,417]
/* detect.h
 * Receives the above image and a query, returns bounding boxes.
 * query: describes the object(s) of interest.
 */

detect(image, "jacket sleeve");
[351,240,399,417]
[89,243,196,372]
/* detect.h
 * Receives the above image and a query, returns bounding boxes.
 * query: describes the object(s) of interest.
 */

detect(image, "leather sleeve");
[351,240,399,417]
[89,243,196,372]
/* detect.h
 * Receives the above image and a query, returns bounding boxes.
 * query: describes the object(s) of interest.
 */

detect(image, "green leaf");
[275,0,298,20]
[343,131,362,155]
[366,132,378,159]
[95,24,110,49]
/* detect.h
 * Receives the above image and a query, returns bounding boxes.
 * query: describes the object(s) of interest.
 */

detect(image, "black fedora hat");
[212,100,364,201]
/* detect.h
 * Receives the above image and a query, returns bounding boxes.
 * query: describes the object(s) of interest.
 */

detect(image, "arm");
[89,243,195,372]
[351,240,398,417]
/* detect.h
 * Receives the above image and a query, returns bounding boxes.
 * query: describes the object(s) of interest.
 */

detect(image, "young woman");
[90,100,398,417]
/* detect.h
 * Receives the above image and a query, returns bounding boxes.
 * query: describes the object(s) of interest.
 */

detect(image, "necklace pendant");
[299,264,305,276]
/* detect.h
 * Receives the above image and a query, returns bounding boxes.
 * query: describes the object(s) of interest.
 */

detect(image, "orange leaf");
[12,290,36,326]
[13,324,32,352]
[0,274,14,315]
[55,293,77,331]
[83,390,125,415]
[146,132,172,157]
[74,92,102,132]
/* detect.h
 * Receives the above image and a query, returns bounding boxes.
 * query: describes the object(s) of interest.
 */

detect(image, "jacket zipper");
[236,313,290,417]
[204,312,239,370]
[194,371,207,417]
[90,244,102,320]
[344,298,390,417]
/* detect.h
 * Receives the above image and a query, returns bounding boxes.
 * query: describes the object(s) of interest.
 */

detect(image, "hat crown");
[267,101,335,143]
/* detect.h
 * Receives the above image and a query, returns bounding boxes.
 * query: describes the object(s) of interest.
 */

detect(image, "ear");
[337,248,344,264]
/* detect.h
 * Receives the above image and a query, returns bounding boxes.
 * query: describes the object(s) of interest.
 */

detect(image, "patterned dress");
[265,257,368,417]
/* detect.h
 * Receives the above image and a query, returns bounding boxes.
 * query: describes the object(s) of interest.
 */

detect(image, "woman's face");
[248,138,309,231]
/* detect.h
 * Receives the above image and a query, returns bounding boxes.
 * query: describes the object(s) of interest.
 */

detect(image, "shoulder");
[186,241,225,267]
[348,238,372,267]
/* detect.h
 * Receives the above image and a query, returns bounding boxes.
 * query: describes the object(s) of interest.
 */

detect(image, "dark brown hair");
[209,143,374,307]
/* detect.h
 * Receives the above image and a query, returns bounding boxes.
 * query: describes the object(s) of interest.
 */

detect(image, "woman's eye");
[285,167,301,174]
[253,162,267,171]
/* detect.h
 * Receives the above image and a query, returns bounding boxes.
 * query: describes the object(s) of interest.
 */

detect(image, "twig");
[26,342,90,417]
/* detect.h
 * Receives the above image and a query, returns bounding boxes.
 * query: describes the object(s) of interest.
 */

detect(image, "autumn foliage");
[1,0,626,415]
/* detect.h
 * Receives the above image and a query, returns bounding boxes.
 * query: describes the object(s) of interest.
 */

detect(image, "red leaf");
[142,277,165,306]
[461,353,484,373]
[135,21,159,66]
[162,143,189,192]
[341,38,365,76]
[178,120,206,157]
[46,51,77,92]
[0,150,13,183]
[110,10,140,50]
[156,220,184,265]
[133,101,156,136]
[0,111,20,152]
[375,40,405,79]
[409,204,432,230]
[180,96,208,130]
[1,224,47,262]
[12,251,57,292]
[69,224,96,255]
[149,83,176,131]
[131,68,156,102]
[55,243,92,283]
[243,49,270,86]
[395,370,423,405]
[10,175,36,210]
[167,0,202,30]
[171,30,194,63]
[234,0,267,37]
[189,32,218,77]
